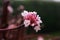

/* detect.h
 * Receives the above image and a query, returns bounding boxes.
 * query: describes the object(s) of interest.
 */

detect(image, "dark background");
[0,1,60,33]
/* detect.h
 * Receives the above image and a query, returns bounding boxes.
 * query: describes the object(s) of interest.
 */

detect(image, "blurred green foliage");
[0,0,60,33]
[11,1,60,33]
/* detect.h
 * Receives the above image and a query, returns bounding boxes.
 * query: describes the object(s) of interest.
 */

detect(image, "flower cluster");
[21,10,42,32]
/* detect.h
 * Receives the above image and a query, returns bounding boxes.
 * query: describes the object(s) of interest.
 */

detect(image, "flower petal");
[34,26,41,32]
[24,20,30,27]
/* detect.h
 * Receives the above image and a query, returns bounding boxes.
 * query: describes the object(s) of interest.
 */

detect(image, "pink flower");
[24,12,42,26]
[7,6,13,13]
[37,36,44,40]
[21,11,42,32]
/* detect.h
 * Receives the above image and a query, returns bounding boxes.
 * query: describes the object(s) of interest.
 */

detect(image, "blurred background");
[9,0,60,33]
[0,0,60,40]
